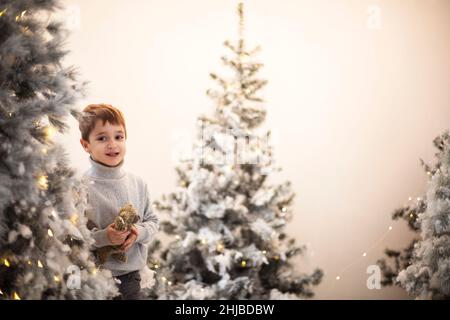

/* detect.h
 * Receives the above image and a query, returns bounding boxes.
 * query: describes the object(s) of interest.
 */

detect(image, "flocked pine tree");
[0,0,118,299]
[377,132,450,299]
[397,132,450,299]
[147,3,322,299]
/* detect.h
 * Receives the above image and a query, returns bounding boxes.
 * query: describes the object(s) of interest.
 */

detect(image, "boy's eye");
[116,135,124,140]
[97,136,107,142]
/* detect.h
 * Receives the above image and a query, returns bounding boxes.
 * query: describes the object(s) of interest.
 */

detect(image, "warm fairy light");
[51,210,57,218]
[92,268,97,275]
[4,258,10,267]
[0,9,7,17]
[15,10,26,21]
[388,226,393,231]
[54,275,60,282]
[262,250,266,255]
[241,260,247,267]
[417,197,421,201]
[154,264,159,269]
[274,255,280,260]
[38,175,48,190]
[281,207,287,213]
[47,229,54,237]
[216,243,224,252]
[0,289,3,295]
[167,281,172,286]
[27,261,32,265]
[410,213,414,218]
[8,112,12,117]
[362,252,367,257]
[175,235,181,240]
[42,148,47,154]
[408,196,412,201]
[70,214,78,225]
[13,292,21,300]
[427,171,431,175]
[44,125,56,140]
[336,276,341,280]
[200,239,207,245]
[37,260,43,268]
[161,276,167,282]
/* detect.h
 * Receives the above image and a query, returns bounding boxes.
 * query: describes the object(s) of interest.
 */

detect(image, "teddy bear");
[95,203,140,264]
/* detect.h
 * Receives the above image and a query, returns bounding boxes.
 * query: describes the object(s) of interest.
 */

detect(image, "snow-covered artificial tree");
[0,0,117,299]
[378,132,450,299]
[147,3,322,300]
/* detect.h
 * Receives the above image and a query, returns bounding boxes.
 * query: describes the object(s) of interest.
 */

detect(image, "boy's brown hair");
[78,104,127,141]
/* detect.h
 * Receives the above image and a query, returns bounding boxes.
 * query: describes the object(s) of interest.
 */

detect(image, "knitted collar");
[88,156,126,180]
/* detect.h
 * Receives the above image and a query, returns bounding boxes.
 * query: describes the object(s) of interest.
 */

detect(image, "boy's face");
[80,120,126,167]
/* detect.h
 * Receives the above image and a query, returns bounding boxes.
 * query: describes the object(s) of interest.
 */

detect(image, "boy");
[78,103,158,299]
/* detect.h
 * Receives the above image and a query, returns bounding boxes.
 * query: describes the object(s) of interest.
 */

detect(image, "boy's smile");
[80,120,127,167]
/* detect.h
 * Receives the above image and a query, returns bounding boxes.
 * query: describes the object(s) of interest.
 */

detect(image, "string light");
[154,264,159,269]
[241,260,247,267]
[27,260,32,265]
[91,268,97,275]
[281,207,287,213]
[51,210,57,218]
[216,242,224,253]
[54,275,60,283]
[4,258,10,267]
[8,112,12,117]
[42,148,47,154]
[200,239,207,245]
[47,229,54,237]
[0,289,3,295]
[37,260,43,268]
[13,292,20,300]
[175,235,181,240]
[0,9,7,17]
[323,191,422,297]
[15,10,26,22]
[167,281,172,286]
[161,276,167,282]
[37,175,48,190]
[70,214,78,225]
[262,250,266,255]
[44,125,56,141]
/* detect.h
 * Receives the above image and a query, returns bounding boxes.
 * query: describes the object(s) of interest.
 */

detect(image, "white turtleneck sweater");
[82,157,159,277]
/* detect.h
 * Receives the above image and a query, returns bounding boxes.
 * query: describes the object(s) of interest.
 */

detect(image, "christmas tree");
[377,132,450,299]
[147,3,322,299]
[0,0,117,299]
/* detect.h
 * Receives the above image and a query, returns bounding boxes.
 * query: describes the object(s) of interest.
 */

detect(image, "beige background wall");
[56,0,450,299]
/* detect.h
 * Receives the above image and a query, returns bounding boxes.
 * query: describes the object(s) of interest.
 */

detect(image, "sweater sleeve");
[135,182,159,244]
[91,228,113,248]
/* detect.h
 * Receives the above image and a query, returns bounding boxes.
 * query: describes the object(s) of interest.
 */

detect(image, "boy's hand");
[106,223,130,245]
[120,226,138,252]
